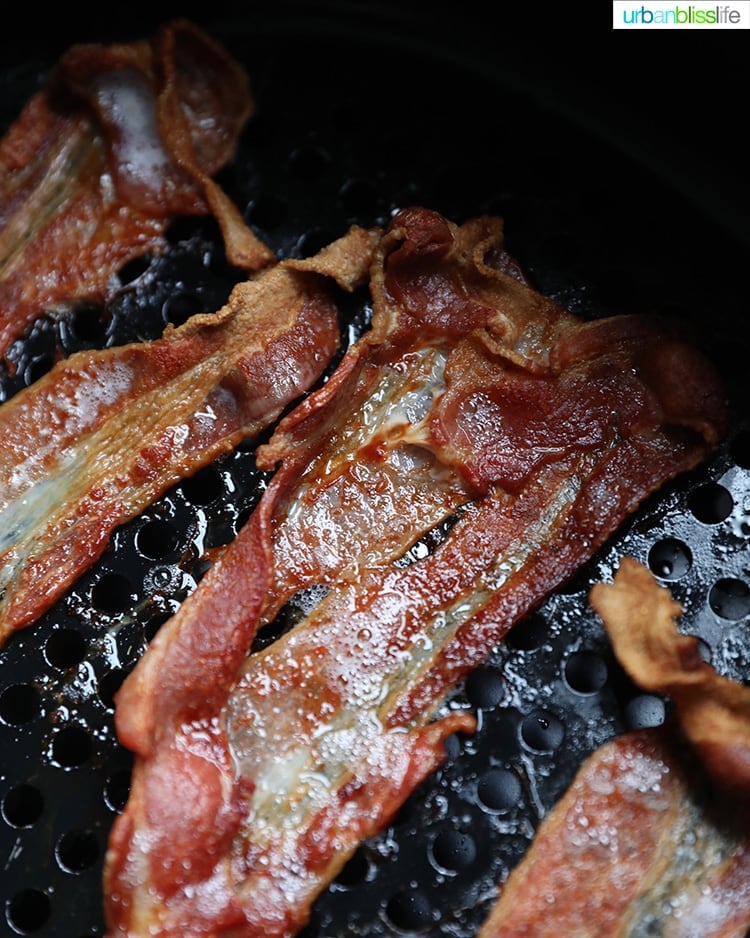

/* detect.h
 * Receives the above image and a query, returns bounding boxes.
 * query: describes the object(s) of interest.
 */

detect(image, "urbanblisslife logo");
[613,0,750,26]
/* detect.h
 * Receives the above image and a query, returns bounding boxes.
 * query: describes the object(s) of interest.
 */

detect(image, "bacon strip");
[477,728,750,938]
[480,562,750,936]
[0,18,274,359]
[0,225,378,647]
[105,207,728,937]
[590,557,750,793]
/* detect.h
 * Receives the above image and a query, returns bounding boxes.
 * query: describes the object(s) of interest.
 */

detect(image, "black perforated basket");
[1,7,748,937]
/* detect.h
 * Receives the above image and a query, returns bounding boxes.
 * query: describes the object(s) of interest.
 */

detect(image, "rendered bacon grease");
[0,18,274,359]
[0,225,378,647]
[105,207,728,937]
[479,560,750,936]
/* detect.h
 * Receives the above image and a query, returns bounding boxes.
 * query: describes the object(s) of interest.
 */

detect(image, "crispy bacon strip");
[480,561,750,937]
[105,207,728,937]
[477,728,750,938]
[590,557,750,792]
[0,225,378,647]
[0,18,274,358]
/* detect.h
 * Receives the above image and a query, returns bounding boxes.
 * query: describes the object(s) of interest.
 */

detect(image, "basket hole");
[709,577,750,620]
[6,888,50,932]
[44,628,87,669]
[520,709,564,752]
[161,291,204,328]
[117,253,152,285]
[69,303,106,343]
[135,519,180,560]
[477,768,523,813]
[564,650,608,694]
[648,537,692,580]
[688,481,733,524]
[56,829,99,873]
[695,636,713,663]
[557,558,599,595]
[2,784,44,827]
[465,666,505,709]
[506,611,547,651]
[333,847,370,887]
[180,465,224,505]
[97,669,127,710]
[143,612,172,645]
[430,828,477,873]
[624,694,665,729]
[0,683,41,725]
[90,573,136,615]
[59,302,106,351]
[23,355,53,387]
[384,888,435,932]
[49,726,92,769]
[104,769,131,814]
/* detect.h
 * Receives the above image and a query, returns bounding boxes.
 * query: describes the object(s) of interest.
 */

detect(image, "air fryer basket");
[1,11,748,938]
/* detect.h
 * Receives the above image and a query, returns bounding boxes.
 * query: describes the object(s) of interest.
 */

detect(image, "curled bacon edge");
[478,559,750,936]
[590,556,750,794]
[0,18,274,359]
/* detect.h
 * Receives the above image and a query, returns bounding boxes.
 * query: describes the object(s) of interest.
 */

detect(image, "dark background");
[6,1,748,253]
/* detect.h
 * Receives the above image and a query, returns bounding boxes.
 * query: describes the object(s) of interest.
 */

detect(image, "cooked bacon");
[477,727,750,938]
[590,556,750,793]
[0,18,274,359]
[480,564,750,936]
[0,224,378,648]
[105,206,728,937]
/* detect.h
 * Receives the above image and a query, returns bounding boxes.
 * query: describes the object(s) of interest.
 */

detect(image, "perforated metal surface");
[1,15,748,938]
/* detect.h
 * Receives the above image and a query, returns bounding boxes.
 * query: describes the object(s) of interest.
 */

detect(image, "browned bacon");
[0,225,378,648]
[105,207,728,937]
[479,562,750,936]
[591,557,750,794]
[477,728,750,937]
[0,18,274,359]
